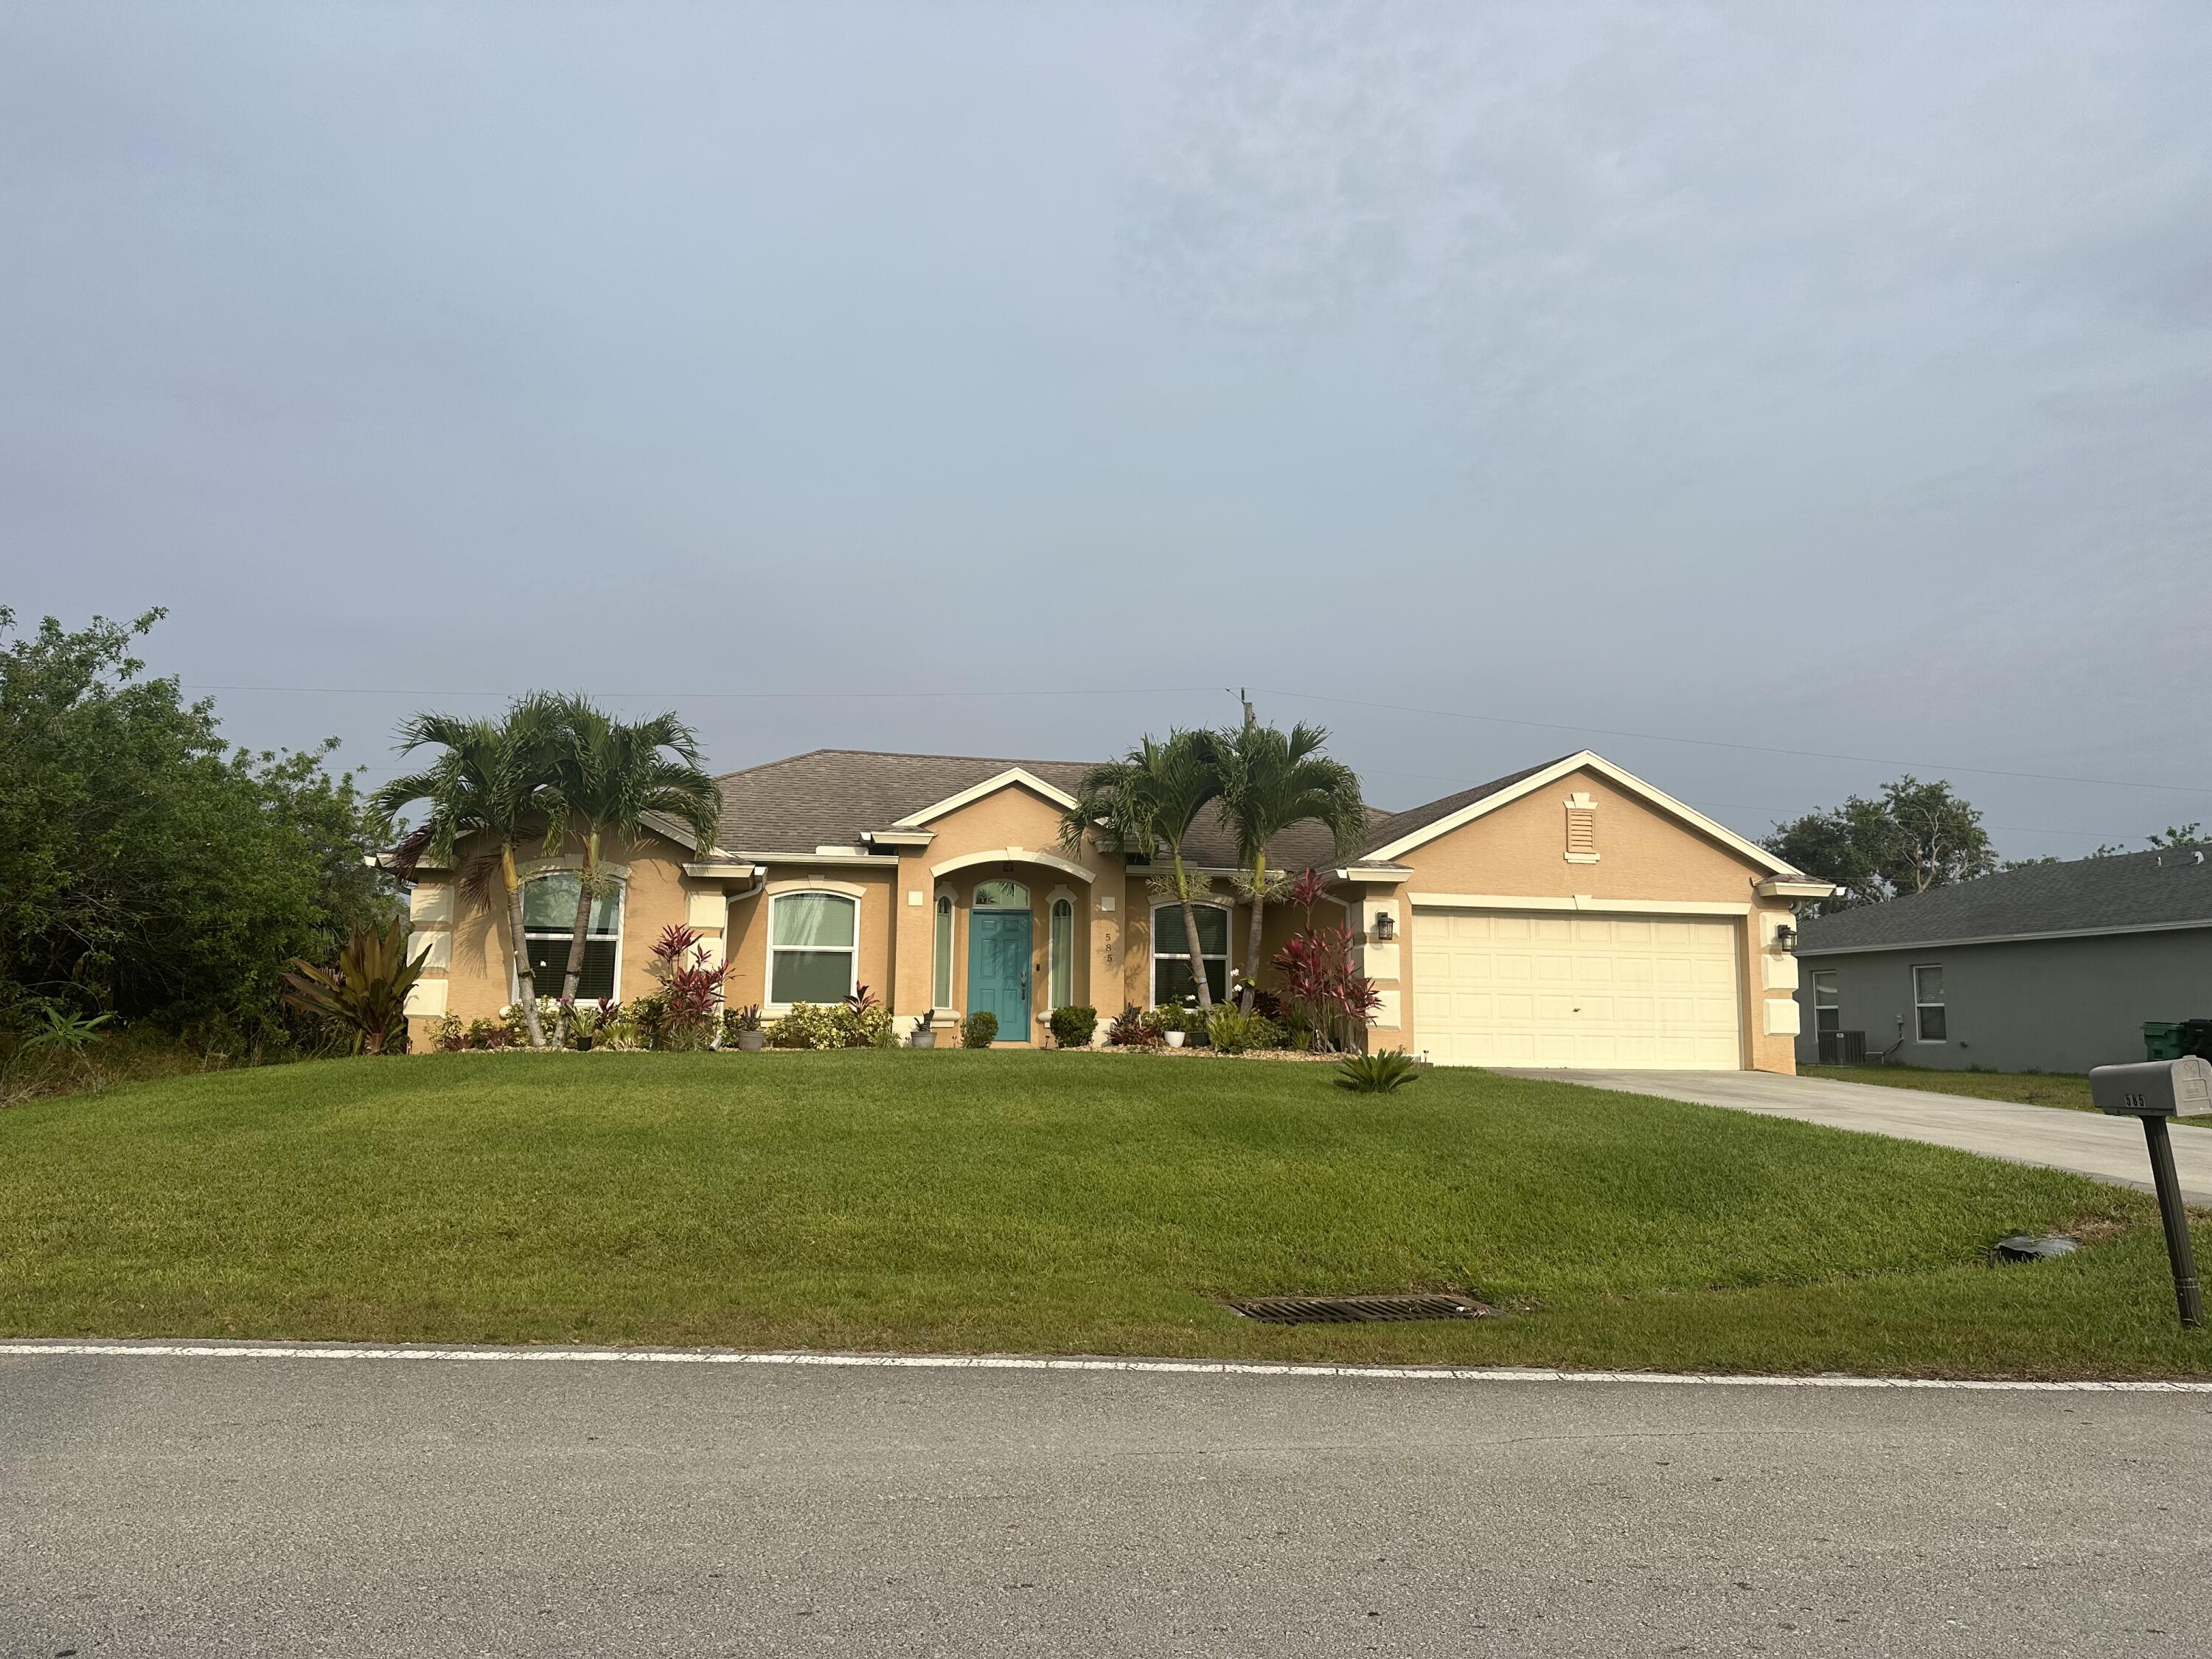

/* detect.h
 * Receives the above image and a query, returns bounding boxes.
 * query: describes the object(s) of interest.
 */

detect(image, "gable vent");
[1564,793,1599,863]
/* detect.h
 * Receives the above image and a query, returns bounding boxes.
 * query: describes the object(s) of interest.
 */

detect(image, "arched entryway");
[967,878,1032,1040]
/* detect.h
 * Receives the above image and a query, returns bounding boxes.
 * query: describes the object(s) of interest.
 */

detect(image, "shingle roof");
[1354,759,1565,857]
[711,748,1380,870]
[1796,847,2212,953]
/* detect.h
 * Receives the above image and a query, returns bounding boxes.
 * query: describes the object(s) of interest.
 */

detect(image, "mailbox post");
[2089,1056,2212,1328]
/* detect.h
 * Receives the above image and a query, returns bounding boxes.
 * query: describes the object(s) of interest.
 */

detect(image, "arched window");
[521,872,622,1001]
[769,891,858,1005]
[1151,902,1228,1006]
[1048,897,1074,1009]
[973,878,1029,909]
[933,892,955,1008]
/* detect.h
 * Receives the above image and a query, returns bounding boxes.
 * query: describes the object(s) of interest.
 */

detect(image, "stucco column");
[892,850,936,1036]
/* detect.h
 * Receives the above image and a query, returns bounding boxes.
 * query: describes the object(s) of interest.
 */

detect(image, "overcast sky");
[4,1,2209,858]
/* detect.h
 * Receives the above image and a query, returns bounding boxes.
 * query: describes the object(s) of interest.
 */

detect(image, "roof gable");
[1361,749,1801,877]
[893,766,1081,828]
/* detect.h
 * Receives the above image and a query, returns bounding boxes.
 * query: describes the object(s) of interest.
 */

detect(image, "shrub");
[433,1012,466,1053]
[280,919,428,1055]
[1048,1004,1097,1048]
[561,997,622,1050]
[647,923,726,1046]
[501,996,560,1047]
[764,999,893,1050]
[962,1010,999,1048]
[1105,1006,1164,1048]
[1273,925,1382,1053]
[464,1017,512,1051]
[1334,1050,1419,1093]
[1206,1006,1284,1055]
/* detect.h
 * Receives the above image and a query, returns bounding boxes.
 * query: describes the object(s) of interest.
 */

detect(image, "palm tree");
[1206,720,1366,1012]
[1061,729,1222,1012]
[540,697,723,1029]
[372,696,566,1048]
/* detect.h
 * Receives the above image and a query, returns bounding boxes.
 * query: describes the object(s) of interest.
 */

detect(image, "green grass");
[4,1051,2208,1377]
[1804,1062,2096,1111]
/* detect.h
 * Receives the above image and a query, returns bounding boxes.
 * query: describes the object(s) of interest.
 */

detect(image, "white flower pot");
[1165,1031,1186,1048]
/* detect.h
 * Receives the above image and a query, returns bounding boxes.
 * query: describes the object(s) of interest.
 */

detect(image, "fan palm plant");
[1060,728,1222,1011]
[371,696,566,1048]
[1207,720,1366,1012]
[540,697,723,1032]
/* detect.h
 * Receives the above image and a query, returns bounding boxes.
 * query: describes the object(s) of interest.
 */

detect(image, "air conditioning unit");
[1818,1030,1867,1065]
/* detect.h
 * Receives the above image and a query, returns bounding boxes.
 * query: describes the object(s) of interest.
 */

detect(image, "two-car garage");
[1411,906,1745,1070]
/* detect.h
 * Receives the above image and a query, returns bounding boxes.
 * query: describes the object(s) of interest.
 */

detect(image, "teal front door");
[967,909,1032,1040]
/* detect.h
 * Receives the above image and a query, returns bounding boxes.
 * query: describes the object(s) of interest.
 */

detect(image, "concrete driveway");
[6,1343,2211,1657]
[1503,1069,2212,1204]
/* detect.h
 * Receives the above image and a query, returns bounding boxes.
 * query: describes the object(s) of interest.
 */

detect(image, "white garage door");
[1412,908,1744,1069]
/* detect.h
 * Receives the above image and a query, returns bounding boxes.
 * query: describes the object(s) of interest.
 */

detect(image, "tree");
[1204,719,1366,1011]
[0,607,392,1042]
[372,698,566,1048]
[539,697,722,1034]
[1764,776,1996,911]
[1061,729,1223,1011]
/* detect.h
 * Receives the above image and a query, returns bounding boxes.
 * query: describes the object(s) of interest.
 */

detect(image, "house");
[403,746,1829,1070]
[1792,847,2212,1074]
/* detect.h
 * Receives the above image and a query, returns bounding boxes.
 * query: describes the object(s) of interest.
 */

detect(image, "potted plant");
[1163,998,1195,1047]
[910,1019,938,1049]
[725,1004,765,1052]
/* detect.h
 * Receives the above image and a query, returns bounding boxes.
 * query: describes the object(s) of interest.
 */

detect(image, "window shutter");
[1564,793,1599,863]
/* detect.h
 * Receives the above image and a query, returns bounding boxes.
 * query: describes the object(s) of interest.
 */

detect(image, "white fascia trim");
[893,768,1082,828]
[1797,917,2212,956]
[863,830,936,849]
[636,810,704,853]
[1366,750,1801,877]
[683,861,759,880]
[1333,865,1413,886]
[930,847,1096,885]
[1756,877,1837,899]
[1410,893,1753,916]
[739,851,895,868]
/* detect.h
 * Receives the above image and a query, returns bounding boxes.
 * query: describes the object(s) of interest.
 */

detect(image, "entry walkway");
[1500,1068,2212,1205]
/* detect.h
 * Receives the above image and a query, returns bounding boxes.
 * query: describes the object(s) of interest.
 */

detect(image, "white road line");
[1,1340,2205,1391]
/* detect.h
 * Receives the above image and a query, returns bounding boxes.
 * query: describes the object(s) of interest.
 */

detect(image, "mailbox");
[2088,1056,2212,1118]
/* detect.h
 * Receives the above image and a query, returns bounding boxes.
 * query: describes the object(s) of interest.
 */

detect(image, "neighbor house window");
[1048,897,1074,1009]
[1812,970,1840,1037]
[770,891,858,1005]
[521,872,622,1001]
[1913,964,1946,1041]
[1152,902,1229,1005]
[933,893,955,1008]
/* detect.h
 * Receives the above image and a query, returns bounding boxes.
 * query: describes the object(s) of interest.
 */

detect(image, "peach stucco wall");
[1377,766,1798,1072]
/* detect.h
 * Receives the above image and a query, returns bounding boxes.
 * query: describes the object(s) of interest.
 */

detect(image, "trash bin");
[2181,1018,2212,1061]
[2145,1021,2185,1060]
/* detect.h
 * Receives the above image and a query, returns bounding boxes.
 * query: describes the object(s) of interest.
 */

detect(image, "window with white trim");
[933,893,955,1008]
[1048,897,1074,1009]
[1812,970,1840,1037]
[1913,964,1946,1042]
[521,872,622,1001]
[1152,902,1229,1005]
[770,891,858,1005]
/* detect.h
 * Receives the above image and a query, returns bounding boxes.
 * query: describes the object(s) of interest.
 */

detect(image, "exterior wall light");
[1773,922,1797,951]
[1372,911,1397,942]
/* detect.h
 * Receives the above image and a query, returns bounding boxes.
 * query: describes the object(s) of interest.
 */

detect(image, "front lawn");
[1804,1063,2097,1112]
[4,1052,2206,1377]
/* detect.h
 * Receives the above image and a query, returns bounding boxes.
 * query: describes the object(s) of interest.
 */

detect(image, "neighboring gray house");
[1793,848,2212,1074]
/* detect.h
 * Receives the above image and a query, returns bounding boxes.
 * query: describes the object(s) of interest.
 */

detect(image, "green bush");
[1206,1006,1284,1055]
[766,1001,894,1050]
[1334,1049,1420,1093]
[962,1010,999,1048]
[1047,1004,1097,1048]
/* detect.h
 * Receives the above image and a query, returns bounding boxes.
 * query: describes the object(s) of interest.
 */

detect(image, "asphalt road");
[1502,1068,2212,1204]
[5,1346,2211,1657]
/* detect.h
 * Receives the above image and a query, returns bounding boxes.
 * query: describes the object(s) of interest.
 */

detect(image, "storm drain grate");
[1222,1293,1495,1326]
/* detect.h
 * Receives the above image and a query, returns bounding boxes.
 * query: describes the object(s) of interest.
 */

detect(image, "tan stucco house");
[402,747,1832,1071]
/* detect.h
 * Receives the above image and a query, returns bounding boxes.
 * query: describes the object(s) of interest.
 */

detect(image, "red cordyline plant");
[650,923,726,1034]
[1271,870,1381,1052]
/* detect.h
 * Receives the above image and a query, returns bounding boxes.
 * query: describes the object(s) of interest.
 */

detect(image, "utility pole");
[1235,687,1256,729]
